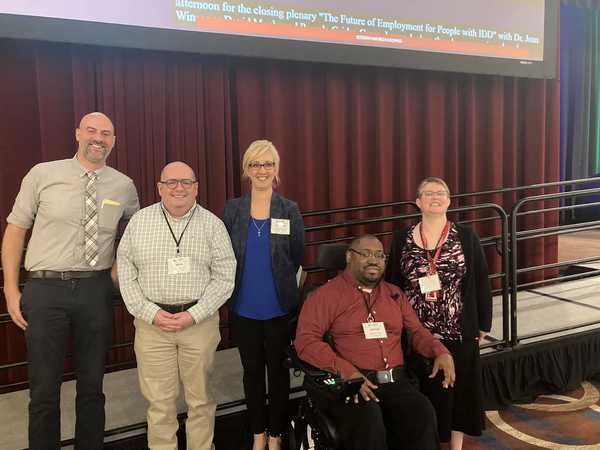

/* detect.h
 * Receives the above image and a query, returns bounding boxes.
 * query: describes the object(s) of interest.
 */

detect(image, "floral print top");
[397,223,467,340]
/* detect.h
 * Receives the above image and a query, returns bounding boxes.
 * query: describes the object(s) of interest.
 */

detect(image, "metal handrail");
[515,199,600,216]
[302,202,511,348]
[517,268,600,290]
[302,200,419,217]
[515,220,600,240]
[300,176,600,217]
[510,187,600,345]
[0,201,510,386]
[516,255,600,274]
[5,176,600,390]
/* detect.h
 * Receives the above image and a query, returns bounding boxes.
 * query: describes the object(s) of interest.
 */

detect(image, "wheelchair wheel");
[288,417,309,450]
[288,422,336,450]
[308,419,337,450]
[289,397,340,450]
[300,398,340,450]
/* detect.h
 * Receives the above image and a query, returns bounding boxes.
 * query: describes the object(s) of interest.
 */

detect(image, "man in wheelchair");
[294,235,455,450]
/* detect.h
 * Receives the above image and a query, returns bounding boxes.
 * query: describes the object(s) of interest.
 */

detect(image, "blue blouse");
[233,218,286,320]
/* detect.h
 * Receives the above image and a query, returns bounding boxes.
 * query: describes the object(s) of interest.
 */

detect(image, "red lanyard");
[419,221,450,274]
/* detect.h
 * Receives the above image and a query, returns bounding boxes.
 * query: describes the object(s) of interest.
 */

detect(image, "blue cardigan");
[222,193,305,314]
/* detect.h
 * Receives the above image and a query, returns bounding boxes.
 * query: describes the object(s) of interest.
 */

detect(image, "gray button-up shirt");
[117,202,236,324]
[7,157,139,271]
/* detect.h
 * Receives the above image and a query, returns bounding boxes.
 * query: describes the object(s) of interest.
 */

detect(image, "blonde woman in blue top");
[222,140,304,450]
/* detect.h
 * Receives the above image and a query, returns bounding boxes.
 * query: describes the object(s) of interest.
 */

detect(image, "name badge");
[271,218,290,235]
[168,257,191,275]
[362,322,388,339]
[418,273,441,294]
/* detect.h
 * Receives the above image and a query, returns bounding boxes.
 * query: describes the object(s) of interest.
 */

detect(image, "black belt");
[363,366,407,385]
[154,301,198,313]
[28,270,110,280]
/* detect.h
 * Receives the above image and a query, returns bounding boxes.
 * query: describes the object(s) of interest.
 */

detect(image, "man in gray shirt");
[1,112,139,450]
[117,161,236,450]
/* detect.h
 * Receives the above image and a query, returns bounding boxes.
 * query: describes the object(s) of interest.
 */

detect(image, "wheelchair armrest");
[285,345,365,401]
[284,345,331,378]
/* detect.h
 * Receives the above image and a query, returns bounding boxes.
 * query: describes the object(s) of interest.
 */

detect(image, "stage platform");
[2,274,600,449]
[487,275,600,346]
[482,274,600,410]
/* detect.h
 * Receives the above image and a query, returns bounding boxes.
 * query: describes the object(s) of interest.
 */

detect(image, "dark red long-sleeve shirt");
[295,270,449,379]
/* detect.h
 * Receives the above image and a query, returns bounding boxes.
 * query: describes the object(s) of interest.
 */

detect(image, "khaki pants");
[134,314,221,450]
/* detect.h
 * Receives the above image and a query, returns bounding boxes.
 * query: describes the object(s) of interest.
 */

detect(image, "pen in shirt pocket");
[102,199,121,208]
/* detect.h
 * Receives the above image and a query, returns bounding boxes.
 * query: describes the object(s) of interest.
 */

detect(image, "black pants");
[324,379,440,450]
[21,275,114,450]
[232,313,291,436]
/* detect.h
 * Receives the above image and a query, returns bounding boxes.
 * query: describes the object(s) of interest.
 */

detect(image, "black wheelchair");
[285,242,350,450]
[285,348,360,450]
[285,242,424,450]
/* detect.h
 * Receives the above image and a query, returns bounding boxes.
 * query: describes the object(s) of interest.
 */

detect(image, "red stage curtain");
[0,38,559,389]
[234,60,559,211]
[0,40,235,389]
[233,59,559,281]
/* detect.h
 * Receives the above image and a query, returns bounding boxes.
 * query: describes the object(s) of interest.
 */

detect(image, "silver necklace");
[252,218,268,237]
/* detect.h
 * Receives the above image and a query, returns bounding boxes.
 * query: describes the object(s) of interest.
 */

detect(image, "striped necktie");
[84,171,99,267]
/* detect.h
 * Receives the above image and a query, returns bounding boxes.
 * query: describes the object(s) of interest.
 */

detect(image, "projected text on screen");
[0,0,545,61]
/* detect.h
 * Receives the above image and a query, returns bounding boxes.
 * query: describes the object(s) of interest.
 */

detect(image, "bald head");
[346,234,386,288]
[79,112,114,132]
[349,234,380,249]
[75,112,116,169]
[160,161,196,181]
[158,161,199,217]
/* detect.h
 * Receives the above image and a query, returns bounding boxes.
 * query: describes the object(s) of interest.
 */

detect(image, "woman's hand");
[430,353,456,388]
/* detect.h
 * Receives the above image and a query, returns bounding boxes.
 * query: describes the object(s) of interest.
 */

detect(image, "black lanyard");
[359,287,378,322]
[161,205,197,255]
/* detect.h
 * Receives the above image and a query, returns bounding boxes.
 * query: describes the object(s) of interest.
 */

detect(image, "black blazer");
[386,223,493,340]
[222,193,305,313]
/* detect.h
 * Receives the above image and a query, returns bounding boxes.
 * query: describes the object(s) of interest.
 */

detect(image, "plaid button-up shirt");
[117,202,236,324]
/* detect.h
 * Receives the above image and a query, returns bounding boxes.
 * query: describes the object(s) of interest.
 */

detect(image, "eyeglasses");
[348,248,388,261]
[159,179,197,189]
[420,190,449,198]
[248,161,276,171]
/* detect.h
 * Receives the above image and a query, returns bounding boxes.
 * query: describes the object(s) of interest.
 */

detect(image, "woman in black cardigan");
[386,177,492,450]
[222,140,304,450]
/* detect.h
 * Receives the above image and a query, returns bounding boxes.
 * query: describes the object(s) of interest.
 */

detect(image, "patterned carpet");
[106,382,600,449]
[465,382,600,449]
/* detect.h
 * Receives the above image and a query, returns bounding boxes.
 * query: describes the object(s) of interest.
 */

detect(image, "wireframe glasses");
[348,248,388,261]
[420,190,449,198]
[248,161,276,171]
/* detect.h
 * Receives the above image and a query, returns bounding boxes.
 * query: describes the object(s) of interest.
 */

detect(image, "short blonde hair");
[241,140,281,186]
[416,177,451,197]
